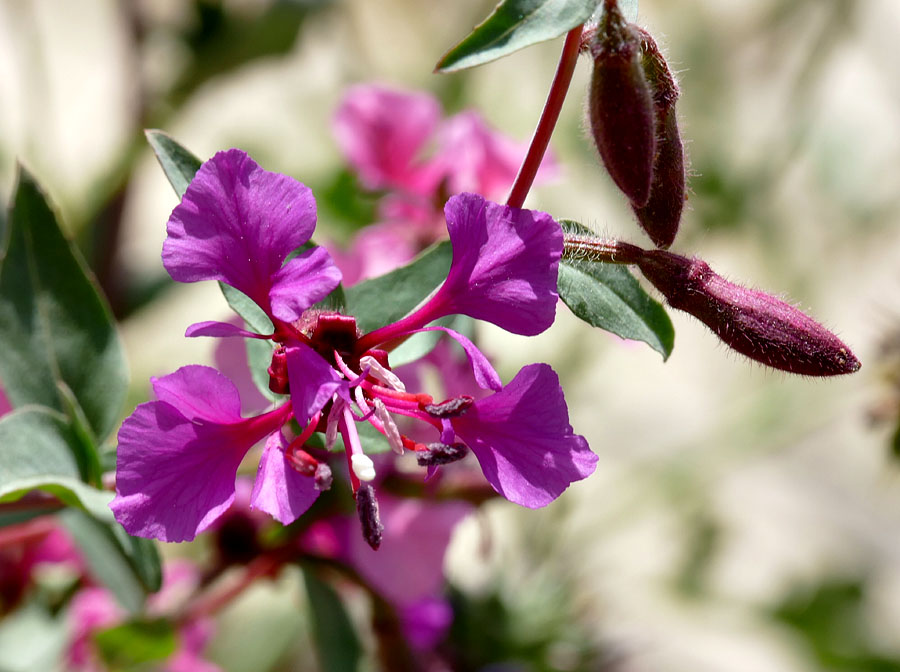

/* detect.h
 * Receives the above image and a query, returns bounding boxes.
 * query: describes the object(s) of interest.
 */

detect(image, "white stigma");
[359,355,406,392]
[351,454,377,482]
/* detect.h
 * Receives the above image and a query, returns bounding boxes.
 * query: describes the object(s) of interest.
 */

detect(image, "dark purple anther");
[588,0,657,207]
[355,483,383,551]
[637,250,861,376]
[424,395,475,418]
[416,442,469,467]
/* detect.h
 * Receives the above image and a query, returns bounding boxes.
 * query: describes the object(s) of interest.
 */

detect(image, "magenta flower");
[110,366,301,542]
[112,149,596,547]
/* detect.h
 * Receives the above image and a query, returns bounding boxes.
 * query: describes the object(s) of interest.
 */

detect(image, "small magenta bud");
[637,250,861,376]
[632,28,685,249]
[588,0,657,207]
[268,346,289,394]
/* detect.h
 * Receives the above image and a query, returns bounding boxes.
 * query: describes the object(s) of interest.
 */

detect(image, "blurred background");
[2,0,900,670]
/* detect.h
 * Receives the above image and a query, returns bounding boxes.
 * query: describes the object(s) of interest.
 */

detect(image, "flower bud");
[588,0,657,207]
[637,250,860,376]
[631,28,685,249]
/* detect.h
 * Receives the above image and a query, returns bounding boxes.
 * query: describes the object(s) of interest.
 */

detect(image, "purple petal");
[162,149,318,315]
[186,321,271,339]
[268,246,342,323]
[423,193,562,335]
[285,343,347,426]
[150,365,244,423]
[451,363,597,508]
[332,84,442,192]
[110,402,270,542]
[250,432,320,525]
[416,326,501,391]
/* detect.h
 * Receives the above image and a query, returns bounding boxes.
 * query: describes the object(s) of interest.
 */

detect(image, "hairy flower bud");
[631,28,685,249]
[588,0,657,207]
[637,250,860,376]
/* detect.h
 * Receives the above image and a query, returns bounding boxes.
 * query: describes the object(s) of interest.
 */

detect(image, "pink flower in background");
[66,561,220,672]
[301,494,472,648]
[332,84,558,284]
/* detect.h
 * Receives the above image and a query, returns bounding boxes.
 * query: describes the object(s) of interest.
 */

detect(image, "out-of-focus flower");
[302,493,472,648]
[66,561,219,672]
[0,519,83,613]
[331,84,558,284]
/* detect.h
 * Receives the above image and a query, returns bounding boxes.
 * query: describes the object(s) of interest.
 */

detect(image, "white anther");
[373,399,404,455]
[359,356,406,392]
[351,454,377,482]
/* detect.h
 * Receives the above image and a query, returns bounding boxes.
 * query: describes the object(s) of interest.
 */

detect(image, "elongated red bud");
[588,0,656,207]
[630,28,685,248]
[637,250,860,376]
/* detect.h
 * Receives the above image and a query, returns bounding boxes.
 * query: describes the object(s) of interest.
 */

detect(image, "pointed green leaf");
[436,0,600,73]
[0,168,128,443]
[61,509,162,612]
[94,619,177,669]
[145,130,203,199]
[344,240,452,333]
[0,406,114,521]
[558,220,674,359]
[303,569,362,672]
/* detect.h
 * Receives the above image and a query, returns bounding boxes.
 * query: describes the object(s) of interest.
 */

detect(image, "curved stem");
[562,235,646,265]
[506,25,584,209]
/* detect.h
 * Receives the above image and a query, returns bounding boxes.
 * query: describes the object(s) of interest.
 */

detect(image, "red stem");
[506,25,584,209]
[182,554,282,621]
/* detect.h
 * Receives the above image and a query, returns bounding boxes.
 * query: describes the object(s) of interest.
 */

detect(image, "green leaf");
[0,167,128,444]
[61,509,162,612]
[219,283,274,335]
[0,407,114,521]
[94,619,177,668]
[303,569,362,672]
[344,241,452,333]
[436,0,600,73]
[145,129,203,199]
[558,220,674,359]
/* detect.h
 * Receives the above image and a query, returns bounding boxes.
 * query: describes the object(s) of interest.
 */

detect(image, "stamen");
[416,442,469,467]
[351,454,377,482]
[285,445,318,476]
[355,483,383,550]
[314,463,333,491]
[424,395,475,418]
[354,386,372,414]
[358,355,406,391]
[325,398,343,451]
[373,399,404,455]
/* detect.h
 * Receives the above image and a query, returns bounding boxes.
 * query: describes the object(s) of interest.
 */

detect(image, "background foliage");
[1,0,899,670]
